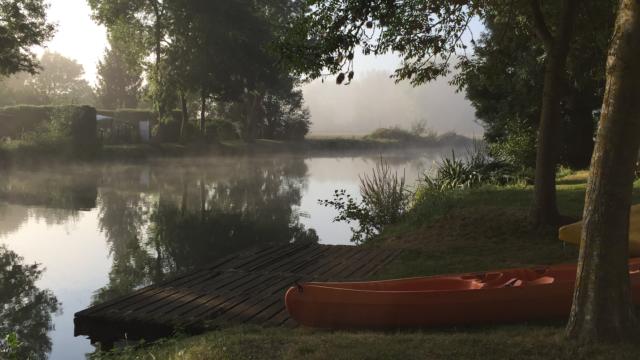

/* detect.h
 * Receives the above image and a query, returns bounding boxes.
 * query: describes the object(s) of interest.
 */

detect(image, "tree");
[96,34,144,109]
[32,52,95,105]
[457,2,615,171]
[0,52,95,105]
[282,0,591,228]
[0,0,55,75]
[526,0,577,228]
[566,0,640,343]
[88,0,170,115]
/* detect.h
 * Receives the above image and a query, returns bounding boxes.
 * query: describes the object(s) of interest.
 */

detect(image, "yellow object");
[559,204,640,256]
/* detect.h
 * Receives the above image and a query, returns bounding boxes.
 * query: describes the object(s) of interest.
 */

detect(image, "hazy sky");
[38,0,108,84]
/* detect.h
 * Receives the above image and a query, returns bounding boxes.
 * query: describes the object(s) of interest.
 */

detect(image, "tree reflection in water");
[93,157,318,304]
[0,246,60,360]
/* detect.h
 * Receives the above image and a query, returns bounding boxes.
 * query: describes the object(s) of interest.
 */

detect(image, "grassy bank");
[98,171,640,359]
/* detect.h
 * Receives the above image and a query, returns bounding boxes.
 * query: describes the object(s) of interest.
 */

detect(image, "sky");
[40,0,482,135]
[37,0,108,84]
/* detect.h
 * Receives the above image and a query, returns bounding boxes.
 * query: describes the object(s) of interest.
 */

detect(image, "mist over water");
[303,70,484,137]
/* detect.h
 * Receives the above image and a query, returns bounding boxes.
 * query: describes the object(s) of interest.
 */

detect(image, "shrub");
[0,105,52,139]
[281,118,310,141]
[320,159,409,244]
[0,105,98,158]
[365,126,422,142]
[488,124,537,170]
[209,119,239,141]
[421,144,523,192]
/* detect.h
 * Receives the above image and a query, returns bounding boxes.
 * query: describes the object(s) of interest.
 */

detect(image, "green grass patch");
[98,325,640,360]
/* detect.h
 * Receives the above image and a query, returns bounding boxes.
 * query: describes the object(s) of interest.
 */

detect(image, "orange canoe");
[285,259,640,329]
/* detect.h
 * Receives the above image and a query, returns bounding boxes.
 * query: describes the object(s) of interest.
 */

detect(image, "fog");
[303,70,483,137]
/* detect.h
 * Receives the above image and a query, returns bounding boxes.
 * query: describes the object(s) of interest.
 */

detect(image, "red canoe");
[285,259,640,329]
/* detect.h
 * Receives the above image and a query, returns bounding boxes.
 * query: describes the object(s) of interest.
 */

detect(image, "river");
[0,149,453,359]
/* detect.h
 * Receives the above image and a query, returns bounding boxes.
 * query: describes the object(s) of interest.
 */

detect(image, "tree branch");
[529,0,554,50]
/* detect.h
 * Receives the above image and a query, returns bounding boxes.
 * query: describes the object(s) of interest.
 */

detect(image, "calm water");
[0,150,449,359]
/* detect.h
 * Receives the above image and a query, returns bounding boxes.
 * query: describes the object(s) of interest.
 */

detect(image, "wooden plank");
[270,245,334,275]
[245,243,314,272]
[132,272,249,319]
[74,244,402,344]
[257,244,327,274]
[75,268,212,316]
[319,247,376,279]
[346,249,400,278]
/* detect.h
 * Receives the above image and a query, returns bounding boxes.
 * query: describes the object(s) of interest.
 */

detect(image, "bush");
[0,105,98,158]
[281,118,310,141]
[488,124,537,170]
[0,105,53,140]
[320,159,409,244]
[365,126,422,142]
[209,119,239,141]
[421,144,523,192]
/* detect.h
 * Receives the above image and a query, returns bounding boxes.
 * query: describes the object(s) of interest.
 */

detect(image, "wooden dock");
[74,243,402,346]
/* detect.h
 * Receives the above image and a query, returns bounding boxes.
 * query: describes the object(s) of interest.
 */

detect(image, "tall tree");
[96,33,144,109]
[566,0,640,343]
[527,0,577,228]
[88,0,170,116]
[0,52,95,105]
[0,0,55,75]
[32,52,95,105]
[457,1,615,171]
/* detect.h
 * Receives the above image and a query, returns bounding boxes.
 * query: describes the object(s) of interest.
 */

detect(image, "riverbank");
[97,171,640,359]
[0,134,474,167]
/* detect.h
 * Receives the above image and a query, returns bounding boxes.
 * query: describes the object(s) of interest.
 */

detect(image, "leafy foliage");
[455,1,616,170]
[0,52,96,106]
[0,0,55,76]
[282,0,482,85]
[96,34,143,109]
[420,146,522,192]
[0,245,60,360]
[320,160,408,244]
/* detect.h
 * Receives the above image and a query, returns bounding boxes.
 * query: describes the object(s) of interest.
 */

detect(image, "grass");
[97,325,640,360]
[101,170,640,359]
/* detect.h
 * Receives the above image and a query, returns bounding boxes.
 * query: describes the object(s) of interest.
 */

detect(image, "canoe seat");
[528,276,554,285]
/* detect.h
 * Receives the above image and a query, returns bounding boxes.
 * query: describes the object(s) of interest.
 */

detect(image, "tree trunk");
[243,92,264,143]
[179,91,188,142]
[151,1,164,118]
[531,53,563,227]
[563,88,596,169]
[529,0,578,229]
[566,0,640,343]
[200,89,206,135]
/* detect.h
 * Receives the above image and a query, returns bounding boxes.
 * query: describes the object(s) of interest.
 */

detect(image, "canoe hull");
[559,204,640,256]
[285,260,640,329]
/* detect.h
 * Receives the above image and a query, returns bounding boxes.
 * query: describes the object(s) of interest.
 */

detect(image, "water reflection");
[93,157,318,303]
[0,245,60,360]
[0,152,443,359]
